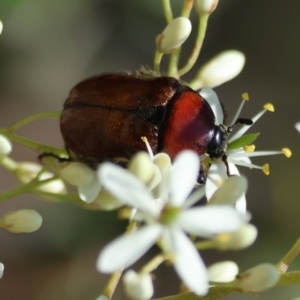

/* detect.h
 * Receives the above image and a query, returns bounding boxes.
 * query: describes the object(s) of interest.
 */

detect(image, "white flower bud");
[87,188,123,210]
[0,135,12,156]
[208,261,239,282]
[15,162,66,194]
[214,224,257,250]
[2,209,42,234]
[128,152,156,185]
[295,122,300,133]
[196,50,245,88]
[0,21,3,35]
[195,0,219,15]
[60,162,94,186]
[123,270,154,300]
[0,263,4,279]
[156,17,192,54]
[236,263,280,293]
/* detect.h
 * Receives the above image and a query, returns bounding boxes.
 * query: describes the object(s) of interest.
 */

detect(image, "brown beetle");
[60,73,251,182]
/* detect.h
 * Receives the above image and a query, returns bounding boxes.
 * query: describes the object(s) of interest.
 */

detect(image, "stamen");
[230,94,248,126]
[262,164,270,175]
[141,136,154,160]
[282,148,292,158]
[263,103,275,112]
[244,145,255,152]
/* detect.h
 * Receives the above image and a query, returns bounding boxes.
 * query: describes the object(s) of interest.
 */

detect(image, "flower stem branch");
[154,51,163,74]
[277,237,300,273]
[181,0,194,18]
[0,128,66,156]
[162,0,173,23]
[178,13,209,76]
[152,272,300,300]
[9,111,61,132]
[0,176,60,202]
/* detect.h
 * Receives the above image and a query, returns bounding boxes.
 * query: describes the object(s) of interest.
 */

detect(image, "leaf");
[227,133,260,150]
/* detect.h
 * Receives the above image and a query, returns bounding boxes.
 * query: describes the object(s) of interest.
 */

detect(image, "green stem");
[277,237,300,273]
[152,272,300,300]
[9,112,61,132]
[168,48,181,78]
[0,177,60,202]
[0,128,66,156]
[181,0,194,18]
[162,0,173,23]
[178,13,209,76]
[154,51,163,74]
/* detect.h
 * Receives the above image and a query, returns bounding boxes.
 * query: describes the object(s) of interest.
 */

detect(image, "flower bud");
[156,17,192,54]
[1,209,42,234]
[123,270,154,300]
[128,152,156,185]
[0,263,4,279]
[0,135,12,156]
[236,263,280,293]
[194,0,219,15]
[195,50,245,88]
[214,224,257,250]
[295,122,300,133]
[85,188,123,210]
[208,261,239,282]
[0,21,3,35]
[15,162,66,194]
[60,162,94,186]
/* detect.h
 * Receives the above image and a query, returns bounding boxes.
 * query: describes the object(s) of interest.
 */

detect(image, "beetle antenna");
[227,118,253,133]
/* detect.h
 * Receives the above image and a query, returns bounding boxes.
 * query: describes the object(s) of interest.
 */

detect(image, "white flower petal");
[97,224,163,273]
[200,87,223,124]
[178,205,245,237]
[206,161,227,200]
[169,151,199,207]
[209,175,247,206]
[295,122,300,133]
[162,228,208,295]
[0,263,3,279]
[78,174,101,203]
[98,163,158,215]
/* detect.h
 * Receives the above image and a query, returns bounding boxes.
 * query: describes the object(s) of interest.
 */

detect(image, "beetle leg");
[222,154,231,177]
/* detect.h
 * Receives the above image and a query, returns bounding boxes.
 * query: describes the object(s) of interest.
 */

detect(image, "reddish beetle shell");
[60,73,227,180]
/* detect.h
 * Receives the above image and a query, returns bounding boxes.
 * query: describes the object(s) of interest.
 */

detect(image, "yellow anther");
[262,164,270,175]
[242,92,249,101]
[141,136,147,142]
[263,103,274,112]
[244,145,255,152]
[282,148,292,158]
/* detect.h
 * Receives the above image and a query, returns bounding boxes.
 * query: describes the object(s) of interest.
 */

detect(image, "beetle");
[60,72,252,183]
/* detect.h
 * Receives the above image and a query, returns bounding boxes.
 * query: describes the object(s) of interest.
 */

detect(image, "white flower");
[295,122,300,133]
[123,270,154,300]
[97,151,247,296]
[200,88,291,213]
[156,17,192,54]
[0,21,3,35]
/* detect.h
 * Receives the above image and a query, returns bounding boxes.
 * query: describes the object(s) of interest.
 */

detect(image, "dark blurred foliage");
[0,1,300,299]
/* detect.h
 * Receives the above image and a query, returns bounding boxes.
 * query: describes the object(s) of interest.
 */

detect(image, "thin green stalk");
[178,13,209,76]
[154,51,163,74]
[168,48,181,78]
[181,0,194,18]
[0,128,66,156]
[9,111,61,132]
[0,176,60,202]
[162,0,173,23]
[277,237,300,273]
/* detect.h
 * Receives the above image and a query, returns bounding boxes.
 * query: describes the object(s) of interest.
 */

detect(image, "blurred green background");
[0,0,300,299]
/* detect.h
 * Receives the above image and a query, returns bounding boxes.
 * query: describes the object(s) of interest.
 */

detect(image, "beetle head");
[206,124,228,159]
